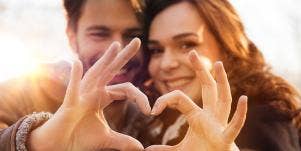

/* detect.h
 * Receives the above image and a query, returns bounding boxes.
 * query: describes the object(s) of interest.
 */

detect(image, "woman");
[132,0,301,150]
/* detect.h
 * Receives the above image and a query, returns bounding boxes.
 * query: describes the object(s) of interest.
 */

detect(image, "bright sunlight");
[0,35,38,81]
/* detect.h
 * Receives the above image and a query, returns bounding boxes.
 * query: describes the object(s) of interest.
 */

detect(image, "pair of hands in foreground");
[28,38,247,151]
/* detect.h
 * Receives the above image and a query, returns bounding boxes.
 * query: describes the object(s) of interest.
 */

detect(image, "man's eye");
[90,32,110,38]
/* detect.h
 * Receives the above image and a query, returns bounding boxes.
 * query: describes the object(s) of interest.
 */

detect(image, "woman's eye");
[180,42,198,51]
[148,47,164,56]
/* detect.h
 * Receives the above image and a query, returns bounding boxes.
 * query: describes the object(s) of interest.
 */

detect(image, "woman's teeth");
[166,79,191,88]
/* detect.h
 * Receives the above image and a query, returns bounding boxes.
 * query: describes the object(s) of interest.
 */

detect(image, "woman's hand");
[28,38,151,151]
[146,50,248,151]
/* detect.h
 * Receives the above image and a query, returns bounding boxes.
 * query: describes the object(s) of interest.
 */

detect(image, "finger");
[99,38,141,85]
[145,145,174,151]
[215,61,232,125]
[151,90,201,123]
[63,59,83,106]
[189,50,217,111]
[223,95,248,143]
[107,131,144,151]
[106,82,151,115]
[83,41,120,86]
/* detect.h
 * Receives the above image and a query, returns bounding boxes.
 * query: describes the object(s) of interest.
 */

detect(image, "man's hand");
[146,51,248,151]
[28,38,151,151]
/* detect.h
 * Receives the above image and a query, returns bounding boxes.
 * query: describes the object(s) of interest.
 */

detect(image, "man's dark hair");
[63,0,145,31]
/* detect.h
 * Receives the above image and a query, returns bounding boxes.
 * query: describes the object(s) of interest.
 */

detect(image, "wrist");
[16,112,52,151]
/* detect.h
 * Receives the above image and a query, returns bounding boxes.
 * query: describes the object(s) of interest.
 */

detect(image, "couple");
[0,0,300,150]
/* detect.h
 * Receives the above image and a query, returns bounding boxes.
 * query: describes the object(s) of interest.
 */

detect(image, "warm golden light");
[0,35,39,81]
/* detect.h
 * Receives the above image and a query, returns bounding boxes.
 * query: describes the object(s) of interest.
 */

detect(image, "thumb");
[107,131,144,151]
[145,145,174,151]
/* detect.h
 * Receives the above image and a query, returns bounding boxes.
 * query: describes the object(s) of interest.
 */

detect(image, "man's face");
[68,0,142,84]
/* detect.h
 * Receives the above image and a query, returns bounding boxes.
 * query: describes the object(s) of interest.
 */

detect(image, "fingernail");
[189,49,197,56]
[240,95,248,102]
[133,37,140,41]
[215,61,223,67]
[131,37,141,44]
[188,50,197,61]
[109,41,121,50]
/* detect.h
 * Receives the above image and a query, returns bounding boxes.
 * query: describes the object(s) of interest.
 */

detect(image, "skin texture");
[146,2,248,151]
[146,51,247,151]
[26,1,247,150]
[67,0,143,83]
[28,0,146,151]
[27,1,146,150]
[28,38,151,151]
[148,1,221,105]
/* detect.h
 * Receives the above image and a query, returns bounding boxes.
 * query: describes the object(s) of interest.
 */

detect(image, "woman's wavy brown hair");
[138,0,301,142]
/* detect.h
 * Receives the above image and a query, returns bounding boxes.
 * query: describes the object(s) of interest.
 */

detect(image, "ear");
[66,24,78,54]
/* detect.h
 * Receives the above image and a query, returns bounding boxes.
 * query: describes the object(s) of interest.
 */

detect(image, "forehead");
[150,2,205,39]
[79,0,140,29]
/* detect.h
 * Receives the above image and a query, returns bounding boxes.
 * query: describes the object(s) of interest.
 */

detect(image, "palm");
[29,38,150,151]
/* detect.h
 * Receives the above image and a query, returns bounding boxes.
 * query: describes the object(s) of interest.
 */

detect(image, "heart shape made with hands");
[29,38,247,151]
[140,51,247,151]
[103,49,248,151]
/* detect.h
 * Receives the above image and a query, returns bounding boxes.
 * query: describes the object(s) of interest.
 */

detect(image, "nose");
[160,50,180,71]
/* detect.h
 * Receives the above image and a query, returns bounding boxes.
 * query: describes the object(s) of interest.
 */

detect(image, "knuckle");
[173,90,184,96]
[211,80,217,87]
[124,82,134,87]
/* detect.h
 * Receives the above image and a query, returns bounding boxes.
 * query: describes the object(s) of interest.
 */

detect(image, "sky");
[0,0,300,89]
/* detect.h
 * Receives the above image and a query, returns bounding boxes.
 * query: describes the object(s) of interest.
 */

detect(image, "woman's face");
[148,1,221,103]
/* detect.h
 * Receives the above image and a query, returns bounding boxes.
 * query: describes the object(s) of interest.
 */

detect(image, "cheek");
[202,34,222,62]
[78,37,111,60]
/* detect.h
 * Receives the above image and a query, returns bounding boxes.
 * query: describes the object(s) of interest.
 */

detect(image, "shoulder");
[237,103,300,150]
[0,60,71,98]
[0,60,71,124]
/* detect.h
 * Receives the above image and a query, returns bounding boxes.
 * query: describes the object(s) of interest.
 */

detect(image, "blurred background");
[0,0,300,90]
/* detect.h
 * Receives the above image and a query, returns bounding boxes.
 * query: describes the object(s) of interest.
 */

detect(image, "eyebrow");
[87,25,110,32]
[172,33,199,40]
[148,32,199,45]
[86,25,142,33]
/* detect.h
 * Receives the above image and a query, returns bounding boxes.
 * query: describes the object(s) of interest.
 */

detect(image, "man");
[0,0,149,150]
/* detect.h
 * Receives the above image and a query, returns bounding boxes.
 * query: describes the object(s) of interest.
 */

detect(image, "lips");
[166,78,191,88]
[163,77,193,91]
